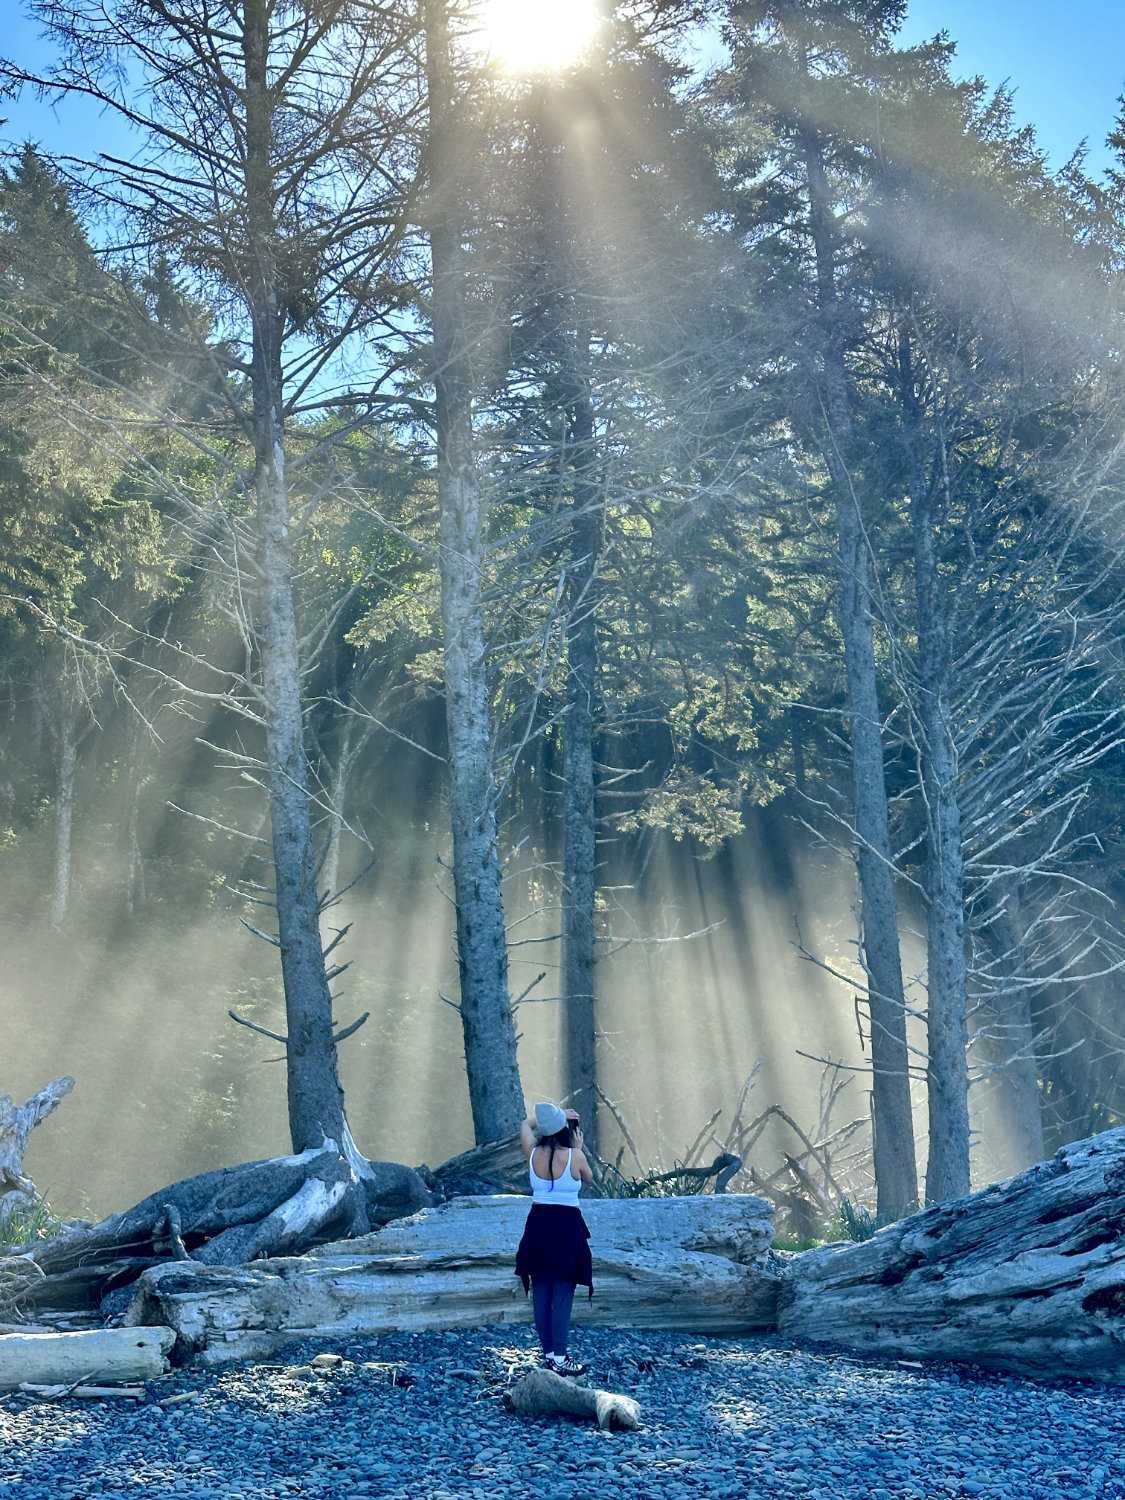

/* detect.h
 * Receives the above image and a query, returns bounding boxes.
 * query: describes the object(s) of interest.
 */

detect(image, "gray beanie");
[534,1101,567,1136]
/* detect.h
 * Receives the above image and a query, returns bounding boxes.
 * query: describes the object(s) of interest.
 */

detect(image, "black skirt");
[515,1203,593,1297]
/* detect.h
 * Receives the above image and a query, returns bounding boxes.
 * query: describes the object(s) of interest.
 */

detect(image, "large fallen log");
[0,1326,175,1390]
[779,1126,1125,1383]
[10,1145,435,1313]
[122,1193,780,1363]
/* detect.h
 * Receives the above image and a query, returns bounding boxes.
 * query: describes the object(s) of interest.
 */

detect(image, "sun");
[475,0,602,73]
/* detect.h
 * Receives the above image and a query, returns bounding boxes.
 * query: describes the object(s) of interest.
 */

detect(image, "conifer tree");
[3,0,420,1154]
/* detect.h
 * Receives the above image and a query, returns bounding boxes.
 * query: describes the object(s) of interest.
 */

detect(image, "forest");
[2,0,1125,1230]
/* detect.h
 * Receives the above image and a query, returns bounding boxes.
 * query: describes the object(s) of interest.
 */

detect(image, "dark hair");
[541,1124,573,1188]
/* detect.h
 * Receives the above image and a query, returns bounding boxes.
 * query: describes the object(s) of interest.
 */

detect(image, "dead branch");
[228,1011,288,1045]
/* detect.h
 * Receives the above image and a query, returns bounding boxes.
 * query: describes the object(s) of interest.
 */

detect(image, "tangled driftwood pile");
[2,1144,434,1318]
[4,1073,1125,1388]
[119,1193,779,1363]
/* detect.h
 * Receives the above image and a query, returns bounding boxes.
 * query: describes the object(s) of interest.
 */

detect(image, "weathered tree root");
[506,1368,642,1431]
[0,1076,75,1201]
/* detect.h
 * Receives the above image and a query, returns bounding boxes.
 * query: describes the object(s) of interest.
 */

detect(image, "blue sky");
[901,0,1125,175]
[4,2,1124,178]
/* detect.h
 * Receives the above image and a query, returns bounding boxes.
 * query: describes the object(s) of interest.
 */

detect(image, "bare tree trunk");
[123,708,146,917]
[245,0,346,1153]
[320,712,354,911]
[560,352,601,1153]
[903,405,970,1203]
[802,126,918,1218]
[50,719,77,932]
[981,882,1044,1171]
[423,0,523,1144]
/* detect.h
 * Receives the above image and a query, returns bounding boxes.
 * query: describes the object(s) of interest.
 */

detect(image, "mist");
[3,0,1124,1234]
[8,782,1027,1221]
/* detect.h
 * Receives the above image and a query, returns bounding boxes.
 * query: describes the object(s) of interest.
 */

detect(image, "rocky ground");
[0,1326,1120,1500]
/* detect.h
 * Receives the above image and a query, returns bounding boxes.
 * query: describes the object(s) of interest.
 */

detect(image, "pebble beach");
[1,1326,1121,1500]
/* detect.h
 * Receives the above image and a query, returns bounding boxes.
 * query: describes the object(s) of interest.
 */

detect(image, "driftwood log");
[506,1367,641,1430]
[0,1326,175,1390]
[778,1127,1125,1382]
[121,1193,780,1363]
[3,1143,434,1315]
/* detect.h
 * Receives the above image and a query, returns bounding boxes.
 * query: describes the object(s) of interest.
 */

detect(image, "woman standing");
[515,1101,594,1376]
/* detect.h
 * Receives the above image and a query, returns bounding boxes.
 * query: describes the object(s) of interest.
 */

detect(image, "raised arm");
[519,1114,538,1160]
[566,1111,594,1183]
[572,1135,594,1183]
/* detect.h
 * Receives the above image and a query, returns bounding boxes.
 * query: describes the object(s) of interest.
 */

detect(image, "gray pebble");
[0,1327,1116,1500]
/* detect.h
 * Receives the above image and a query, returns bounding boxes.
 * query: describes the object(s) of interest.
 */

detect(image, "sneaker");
[546,1354,588,1377]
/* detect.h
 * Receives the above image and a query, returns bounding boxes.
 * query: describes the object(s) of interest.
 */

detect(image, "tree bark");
[243,0,346,1152]
[801,124,918,1219]
[49,718,76,932]
[560,342,601,1154]
[429,1130,529,1195]
[901,383,970,1203]
[423,0,524,1144]
[980,882,1045,1172]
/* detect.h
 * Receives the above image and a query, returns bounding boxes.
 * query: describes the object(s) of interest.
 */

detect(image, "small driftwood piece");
[21,1382,147,1401]
[161,1204,190,1262]
[0,1326,175,1391]
[507,1368,641,1431]
[779,1126,1125,1383]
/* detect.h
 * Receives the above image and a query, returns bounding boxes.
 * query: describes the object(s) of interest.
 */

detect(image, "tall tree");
[3,0,420,1153]
[721,0,921,1215]
[863,78,1125,1196]
[421,0,525,1143]
[453,26,754,1151]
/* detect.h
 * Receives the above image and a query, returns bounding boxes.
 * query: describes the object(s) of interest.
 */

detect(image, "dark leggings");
[531,1278,576,1356]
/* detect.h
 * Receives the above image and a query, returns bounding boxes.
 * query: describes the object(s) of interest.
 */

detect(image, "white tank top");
[529,1147,582,1206]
